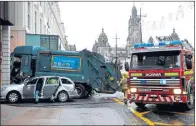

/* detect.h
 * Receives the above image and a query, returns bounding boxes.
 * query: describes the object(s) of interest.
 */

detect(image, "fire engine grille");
[130,79,180,86]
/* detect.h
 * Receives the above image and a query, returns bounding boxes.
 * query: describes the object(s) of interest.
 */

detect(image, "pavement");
[1,92,195,125]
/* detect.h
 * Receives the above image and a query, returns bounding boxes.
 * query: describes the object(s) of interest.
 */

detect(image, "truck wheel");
[75,84,85,99]
[135,103,146,108]
[84,86,92,98]
[6,91,21,103]
[57,91,69,102]
[183,88,194,110]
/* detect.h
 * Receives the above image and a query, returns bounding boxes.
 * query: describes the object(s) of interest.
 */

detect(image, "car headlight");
[130,88,137,93]
[173,89,181,94]
[1,87,7,92]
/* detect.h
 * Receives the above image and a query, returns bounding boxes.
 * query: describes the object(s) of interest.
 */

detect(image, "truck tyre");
[75,84,85,99]
[6,91,21,103]
[84,86,92,98]
[135,103,146,108]
[183,88,194,110]
[57,91,69,102]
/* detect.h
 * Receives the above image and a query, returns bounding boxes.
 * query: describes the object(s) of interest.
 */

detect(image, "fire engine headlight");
[130,88,137,93]
[127,89,130,93]
[173,89,181,94]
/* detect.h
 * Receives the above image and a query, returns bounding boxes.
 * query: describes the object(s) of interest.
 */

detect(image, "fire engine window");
[175,55,181,67]
[131,50,181,69]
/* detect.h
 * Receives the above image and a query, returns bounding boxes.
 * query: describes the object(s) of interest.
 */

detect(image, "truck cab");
[10,46,46,83]
[125,40,194,110]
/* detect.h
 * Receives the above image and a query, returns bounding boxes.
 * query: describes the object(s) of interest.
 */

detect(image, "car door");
[43,77,59,98]
[60,78,75,91]
[22,78,38,99]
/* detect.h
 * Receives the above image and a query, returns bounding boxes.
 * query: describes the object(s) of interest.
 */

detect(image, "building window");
[35,12,37,33]
[28,2,31,30]
[40,19,42,34]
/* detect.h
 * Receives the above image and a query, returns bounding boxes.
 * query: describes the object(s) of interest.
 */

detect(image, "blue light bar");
[134,40,182,49]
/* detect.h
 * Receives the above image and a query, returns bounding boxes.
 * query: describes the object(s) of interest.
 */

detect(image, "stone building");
[92,28,111,53]
[68,44,76,51]
[156,28,180,41]
[148,36,154,43]
[9,2,68,52]
[92,28,111,61]
[0,2,15,84]
[92,28,127,63]
[126,4,142,54]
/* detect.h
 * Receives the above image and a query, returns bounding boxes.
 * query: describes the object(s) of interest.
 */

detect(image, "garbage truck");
[11,46,122,98]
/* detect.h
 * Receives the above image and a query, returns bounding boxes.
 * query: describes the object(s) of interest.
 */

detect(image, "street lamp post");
[113,34,120,80]
[139,7,147,43]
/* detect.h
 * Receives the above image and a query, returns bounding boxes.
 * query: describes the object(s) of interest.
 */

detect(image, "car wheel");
[57,91,69,102]
[135,103,146,108]
[7,91,21,103]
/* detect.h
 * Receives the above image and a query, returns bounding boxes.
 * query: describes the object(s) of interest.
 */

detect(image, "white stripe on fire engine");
[135,94,138,100]
[171,96,174,102]
[160,96,164,102]
[139,96,142,100]
[166,97,170,102]
[144,95,148,101]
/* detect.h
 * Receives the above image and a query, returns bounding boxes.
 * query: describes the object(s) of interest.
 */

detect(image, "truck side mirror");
[186,58,192,70]
[125,62,129,72]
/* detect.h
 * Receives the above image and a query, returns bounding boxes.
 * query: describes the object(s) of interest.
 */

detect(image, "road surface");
[1,92,195,125]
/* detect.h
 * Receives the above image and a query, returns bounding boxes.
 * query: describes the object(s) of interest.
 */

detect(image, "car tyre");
[57,91,69,102]
[6,91,21,103]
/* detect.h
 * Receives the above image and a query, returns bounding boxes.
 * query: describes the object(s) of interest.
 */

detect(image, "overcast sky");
[59,2,194,51]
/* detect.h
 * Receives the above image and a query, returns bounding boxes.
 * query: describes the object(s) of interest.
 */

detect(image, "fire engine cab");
[125,39,194,110]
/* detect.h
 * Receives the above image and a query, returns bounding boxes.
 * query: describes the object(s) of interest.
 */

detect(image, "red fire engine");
[125,39,194,110]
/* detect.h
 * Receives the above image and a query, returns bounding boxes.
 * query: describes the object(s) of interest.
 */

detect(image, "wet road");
[114,98,195,126]
[1,93,195,125]
[1,93,138,125]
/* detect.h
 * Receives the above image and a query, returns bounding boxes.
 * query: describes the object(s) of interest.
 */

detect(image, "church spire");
[132,3,137,17]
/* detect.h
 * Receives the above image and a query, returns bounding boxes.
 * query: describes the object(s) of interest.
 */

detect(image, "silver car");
[1,76,78,103]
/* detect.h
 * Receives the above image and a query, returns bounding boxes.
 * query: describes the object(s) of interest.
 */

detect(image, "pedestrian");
[120,73,129,104]
[49,78,61,102]
[34,78,44,104]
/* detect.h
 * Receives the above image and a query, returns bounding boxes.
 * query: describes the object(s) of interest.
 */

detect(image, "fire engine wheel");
[183,88,195,110]
[135,103,146,108]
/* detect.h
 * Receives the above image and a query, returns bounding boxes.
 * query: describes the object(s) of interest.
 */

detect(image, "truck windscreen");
[130,50,181,69]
